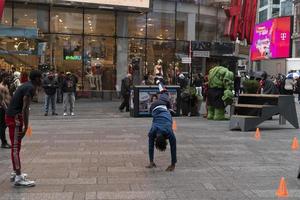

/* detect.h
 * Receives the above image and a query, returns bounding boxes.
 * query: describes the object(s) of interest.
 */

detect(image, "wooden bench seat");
[229,94,298,131]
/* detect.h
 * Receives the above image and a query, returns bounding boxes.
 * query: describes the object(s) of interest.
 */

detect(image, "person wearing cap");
[5,70,43,187]
[42,72,58,116]
[62,72,78,116]
[146,81,177,172]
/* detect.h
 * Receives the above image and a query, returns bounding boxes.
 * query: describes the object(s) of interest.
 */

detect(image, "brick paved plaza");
[1,101,300,200]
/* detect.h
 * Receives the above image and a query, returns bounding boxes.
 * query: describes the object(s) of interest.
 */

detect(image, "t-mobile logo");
[281,33,287,40]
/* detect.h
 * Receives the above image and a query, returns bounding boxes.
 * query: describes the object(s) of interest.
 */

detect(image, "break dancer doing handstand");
[146,81,177,171]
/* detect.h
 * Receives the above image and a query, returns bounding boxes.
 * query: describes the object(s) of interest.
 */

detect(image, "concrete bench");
[229,94,299,131]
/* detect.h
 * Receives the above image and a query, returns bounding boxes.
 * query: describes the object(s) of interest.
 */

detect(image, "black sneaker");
[1,143,11,149]
[52,113,58,116]
[44,113,48,116]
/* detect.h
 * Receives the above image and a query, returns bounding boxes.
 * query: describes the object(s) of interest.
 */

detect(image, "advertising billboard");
[67,0,150,8]
[251,17,292,61]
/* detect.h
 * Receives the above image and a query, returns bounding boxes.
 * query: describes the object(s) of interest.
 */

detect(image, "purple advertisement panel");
[251,17,291,61]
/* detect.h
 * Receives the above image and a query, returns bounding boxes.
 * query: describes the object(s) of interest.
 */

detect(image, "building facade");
[0,0,231,98]
[293,0,300,57]
[257,0,281,23]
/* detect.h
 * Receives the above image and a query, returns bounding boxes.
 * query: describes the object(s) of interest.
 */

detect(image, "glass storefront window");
[51,35,83,90]
[296,5,300,34]
[296,41,300,58]
[198,5,218,41]
[117,12,146,38]
[260,0,268,8]
[259,9,268,23]
[116,38,146,87]
[14,4,49,32]
[0,37,39,71]
[176,2,198,41]
[50,8,83,34]
[217,9,229,42]
[84,10,115,36]
[146,40,175,84]
[84,36,115,91]
[147,0,175,40]
[1,3,12,27]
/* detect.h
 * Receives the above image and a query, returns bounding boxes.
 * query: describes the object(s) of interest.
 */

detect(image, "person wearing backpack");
[62,72,78,116]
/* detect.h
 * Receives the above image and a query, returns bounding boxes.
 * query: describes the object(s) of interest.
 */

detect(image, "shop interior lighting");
[59,19,63,23]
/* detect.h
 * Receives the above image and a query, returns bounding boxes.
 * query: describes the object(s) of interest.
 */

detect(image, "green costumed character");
[207,66,234,120]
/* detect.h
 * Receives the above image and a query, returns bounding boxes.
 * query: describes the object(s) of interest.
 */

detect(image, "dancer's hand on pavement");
[145,162,157,168]
[165,164,175,172]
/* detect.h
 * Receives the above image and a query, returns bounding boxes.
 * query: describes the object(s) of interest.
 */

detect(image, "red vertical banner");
[0,0,5,21]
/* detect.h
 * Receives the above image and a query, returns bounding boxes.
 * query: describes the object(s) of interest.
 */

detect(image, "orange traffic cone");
[255,128,261,140]
[26,126,32,137]
[172,120,177,132]
[276,177,288,197]
[291,137,299,150]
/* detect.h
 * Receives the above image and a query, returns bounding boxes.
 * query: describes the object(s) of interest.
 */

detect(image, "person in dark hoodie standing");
[146,81,177,171]
[42,72,58,116]
[62,72,78,116]
[119,73,132,112]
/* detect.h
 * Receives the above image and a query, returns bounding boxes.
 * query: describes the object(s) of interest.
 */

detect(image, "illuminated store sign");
[65,56,82,60]
[251,17,292,61]
[67,0,150,8]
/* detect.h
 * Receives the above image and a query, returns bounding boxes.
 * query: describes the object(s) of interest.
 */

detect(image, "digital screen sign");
[251,17,291,61]
[67,0,150,8]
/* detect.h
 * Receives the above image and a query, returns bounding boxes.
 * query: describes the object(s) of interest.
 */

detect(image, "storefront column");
[187,13,196,41]
[116,15,128,93]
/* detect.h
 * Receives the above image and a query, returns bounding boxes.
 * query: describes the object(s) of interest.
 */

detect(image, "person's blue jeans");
[44,94,56,114]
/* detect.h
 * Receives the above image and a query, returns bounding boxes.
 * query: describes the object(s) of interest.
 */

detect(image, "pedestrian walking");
[62,72,78,116]
[119,74,132,112]
[146,81,177,171]
[0,72,11,149]
[42,72,58,116]
[5,70,42,187]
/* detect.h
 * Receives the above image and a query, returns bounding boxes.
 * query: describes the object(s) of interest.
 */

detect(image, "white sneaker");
[71,112,75,116]
[63,112,68,116]
[10,172,27,182]
[14,175,35,187]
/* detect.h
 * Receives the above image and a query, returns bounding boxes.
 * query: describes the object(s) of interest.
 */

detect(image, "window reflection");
[146,40,175,84]
[84,10,115,36]
[176,2,198,40]
[0,3,12,27]
[198,5,218,41]
[51,35,83,90]
[84,36,115,92]
[51,8,82,34]
[117,12,146,38]
[14,4,49,32]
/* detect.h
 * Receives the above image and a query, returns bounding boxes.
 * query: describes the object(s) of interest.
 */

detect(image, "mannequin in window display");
[85,67,96,90]
[154,59,164,84]
[132,58,141,86]
[92,63,103,91]
[167,63,174,85]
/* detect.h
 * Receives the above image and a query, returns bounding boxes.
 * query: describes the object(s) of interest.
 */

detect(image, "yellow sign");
[67,0,150,8]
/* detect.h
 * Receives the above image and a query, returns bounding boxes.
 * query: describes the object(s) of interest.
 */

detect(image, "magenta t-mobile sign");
[0,0,5,21]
